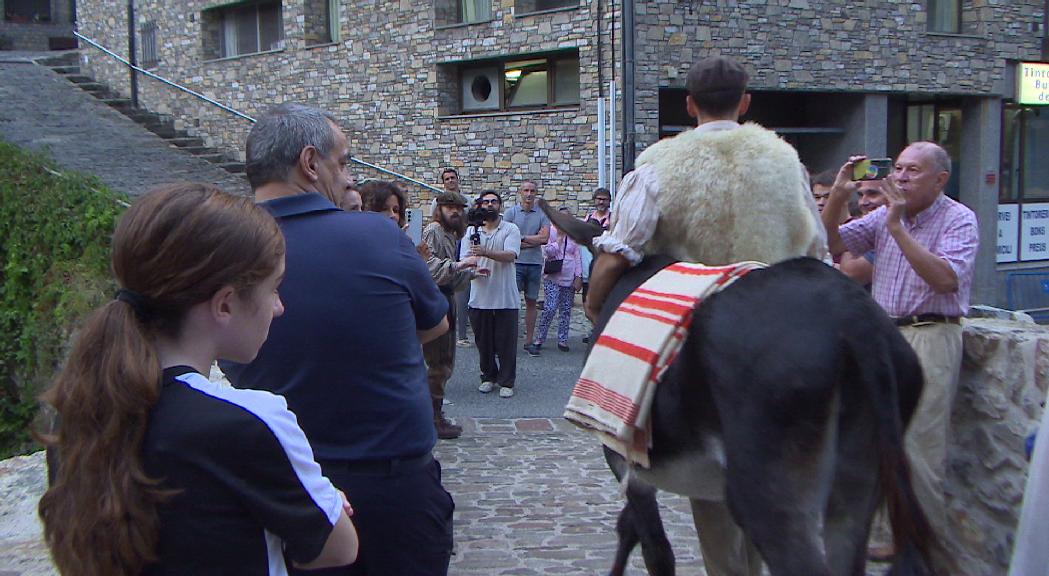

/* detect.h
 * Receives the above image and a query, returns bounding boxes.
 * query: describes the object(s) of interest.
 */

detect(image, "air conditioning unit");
[462,66,502,112]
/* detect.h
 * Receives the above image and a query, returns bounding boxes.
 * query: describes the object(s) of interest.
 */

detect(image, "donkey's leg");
[822,390,882,576]
[717,389,840,576]
[604,449,674,576]
[690,498,762,576]
[609,481,675,576]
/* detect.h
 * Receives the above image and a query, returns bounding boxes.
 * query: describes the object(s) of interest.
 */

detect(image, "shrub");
[0,142,125,459]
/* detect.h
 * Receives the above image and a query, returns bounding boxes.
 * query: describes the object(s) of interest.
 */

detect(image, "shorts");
[516,263,542,301]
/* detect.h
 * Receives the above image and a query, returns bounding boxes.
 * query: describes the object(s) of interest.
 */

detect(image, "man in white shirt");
[585,56,825,576]
[460,190,522,399]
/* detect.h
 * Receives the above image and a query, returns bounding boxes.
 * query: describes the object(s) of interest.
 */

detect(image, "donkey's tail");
[852,329,940,576]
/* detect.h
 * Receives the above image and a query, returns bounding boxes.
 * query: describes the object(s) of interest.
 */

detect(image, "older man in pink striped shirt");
[822,141,979,562]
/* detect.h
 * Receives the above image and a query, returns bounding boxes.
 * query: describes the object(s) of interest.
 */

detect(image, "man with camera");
[460,191,522,398]
[822,143,978,562]
[421,190,480,439]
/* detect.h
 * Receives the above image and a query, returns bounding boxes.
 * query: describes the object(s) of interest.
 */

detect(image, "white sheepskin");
[637,123,825,265]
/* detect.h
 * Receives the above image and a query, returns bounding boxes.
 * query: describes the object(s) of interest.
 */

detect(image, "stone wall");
[631,0,1045,155]
[75,0,617,213]
[72,0,1043,212]
[948,318,1049,575]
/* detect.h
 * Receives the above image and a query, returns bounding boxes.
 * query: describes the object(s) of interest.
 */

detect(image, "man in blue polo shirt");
[503,180,550,356]
[221,103,453,576]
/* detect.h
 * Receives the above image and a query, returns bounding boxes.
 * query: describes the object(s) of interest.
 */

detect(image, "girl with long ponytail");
[38,183,357,576]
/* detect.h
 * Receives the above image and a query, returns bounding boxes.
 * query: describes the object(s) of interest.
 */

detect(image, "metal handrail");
[72,31,443,193]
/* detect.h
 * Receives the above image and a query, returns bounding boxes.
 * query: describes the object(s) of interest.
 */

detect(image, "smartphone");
[852,158,893,181]
[405,208,422,244]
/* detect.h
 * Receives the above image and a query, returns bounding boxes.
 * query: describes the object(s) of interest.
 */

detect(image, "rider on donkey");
[585,56,827,576]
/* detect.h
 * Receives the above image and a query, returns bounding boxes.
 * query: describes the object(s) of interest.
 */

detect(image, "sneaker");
[557,343,570,352]
[524,343,541,357]
[499,386,514,398]
[478,381,495,393]
[456,338,472,348]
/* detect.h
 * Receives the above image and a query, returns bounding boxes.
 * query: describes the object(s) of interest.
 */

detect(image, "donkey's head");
[537,198,604,253]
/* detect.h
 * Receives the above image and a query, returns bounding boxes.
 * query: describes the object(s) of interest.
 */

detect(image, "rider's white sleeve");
[592,164,660,266]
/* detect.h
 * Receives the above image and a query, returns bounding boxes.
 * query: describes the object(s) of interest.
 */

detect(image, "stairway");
[36,52,246,175]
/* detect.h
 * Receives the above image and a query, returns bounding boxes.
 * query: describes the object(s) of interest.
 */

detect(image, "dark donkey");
[540,200,938,576]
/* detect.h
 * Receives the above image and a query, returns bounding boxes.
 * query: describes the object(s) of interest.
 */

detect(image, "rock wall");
[948,318,1049,575]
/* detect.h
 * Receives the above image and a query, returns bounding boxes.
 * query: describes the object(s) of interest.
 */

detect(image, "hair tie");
[115,288,150,320]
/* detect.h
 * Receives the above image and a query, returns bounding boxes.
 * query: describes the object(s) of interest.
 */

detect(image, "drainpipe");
[1043,0,1049,60]
[622,0,636,174]
[127,0,139,108]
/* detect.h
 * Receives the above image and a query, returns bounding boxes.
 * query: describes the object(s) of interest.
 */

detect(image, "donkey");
[541,200,938,576]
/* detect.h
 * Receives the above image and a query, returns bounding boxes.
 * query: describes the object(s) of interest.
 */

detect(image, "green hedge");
[0,142,124,459]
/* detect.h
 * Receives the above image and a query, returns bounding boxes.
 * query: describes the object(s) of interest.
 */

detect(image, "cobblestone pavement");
[0,420,705,576]
[0,54,249,198]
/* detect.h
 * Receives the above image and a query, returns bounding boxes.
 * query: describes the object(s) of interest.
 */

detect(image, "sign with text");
[1019,62,1049,106]
[1021,203,1049,261]
[998,204,1019,263]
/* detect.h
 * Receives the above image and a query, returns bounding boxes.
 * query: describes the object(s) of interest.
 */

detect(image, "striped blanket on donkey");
[564,260,766,468]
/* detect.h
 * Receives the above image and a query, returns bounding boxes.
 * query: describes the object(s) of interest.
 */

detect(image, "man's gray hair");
[245,103,337,189]
[914,141,952,175]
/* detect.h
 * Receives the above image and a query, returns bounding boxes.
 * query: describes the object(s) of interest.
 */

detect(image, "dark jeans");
[468,307,518,387]
[291,455,454,576]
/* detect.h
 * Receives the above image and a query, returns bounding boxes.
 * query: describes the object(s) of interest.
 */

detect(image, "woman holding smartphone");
[38,183,357,576]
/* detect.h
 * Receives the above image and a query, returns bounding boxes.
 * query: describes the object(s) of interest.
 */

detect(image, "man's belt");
[892,314,961,327]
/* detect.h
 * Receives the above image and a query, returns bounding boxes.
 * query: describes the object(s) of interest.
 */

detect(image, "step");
[37,53,79,67]
[168,137,205,148]
[77,82,107,92]
[51,65,80,75]
[123,110,161,124]
[219,162,246,174]
[197,153,228,164]
[100,98,133,110]
[178,145,216,155]
[144,123,178,138]
[65,74,94,84]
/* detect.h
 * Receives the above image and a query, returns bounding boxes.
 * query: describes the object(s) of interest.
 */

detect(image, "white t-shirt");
[460,220,521,310]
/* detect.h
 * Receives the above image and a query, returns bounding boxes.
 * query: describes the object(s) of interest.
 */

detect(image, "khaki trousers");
[691,499,763,576]
[898,322,963,534]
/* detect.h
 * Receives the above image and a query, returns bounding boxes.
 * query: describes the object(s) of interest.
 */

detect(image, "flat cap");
[686,56,748,95]
[435,190,468,207]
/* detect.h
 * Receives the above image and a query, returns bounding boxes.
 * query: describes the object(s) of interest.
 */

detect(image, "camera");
[466,207,487,244]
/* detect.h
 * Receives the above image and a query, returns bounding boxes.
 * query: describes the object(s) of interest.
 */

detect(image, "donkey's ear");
[538,199,603,254]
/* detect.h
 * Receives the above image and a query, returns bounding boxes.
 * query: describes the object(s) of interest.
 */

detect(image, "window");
[515,0,577,14]
[1002,105,1049,203]
[140,21,158,69]
[305,0,339,46]
[4,0,51,23]
[455,51,579,113]
[202,1,283,60]
[435,0,491,26]
[927,0,961,34]
[906,102,961,199]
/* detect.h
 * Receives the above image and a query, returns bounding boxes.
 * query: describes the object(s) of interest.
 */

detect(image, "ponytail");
[39,298,167,576]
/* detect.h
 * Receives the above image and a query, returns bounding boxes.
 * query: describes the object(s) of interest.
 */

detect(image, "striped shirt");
[838,194,978,318]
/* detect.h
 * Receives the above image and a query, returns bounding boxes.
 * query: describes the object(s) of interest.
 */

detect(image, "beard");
[438,209,467,237]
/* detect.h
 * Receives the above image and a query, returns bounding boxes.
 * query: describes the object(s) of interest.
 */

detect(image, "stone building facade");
[73,0,1047,307]
[0,0,75,50]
